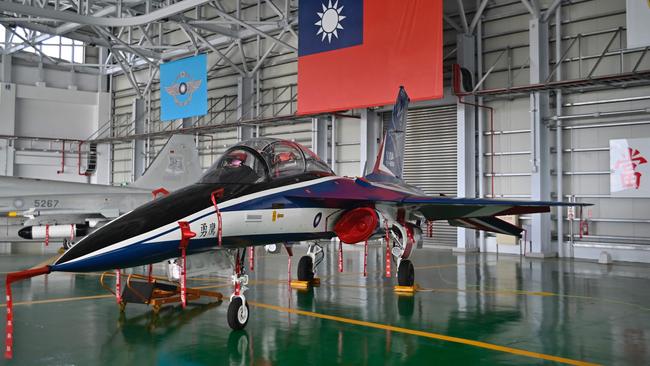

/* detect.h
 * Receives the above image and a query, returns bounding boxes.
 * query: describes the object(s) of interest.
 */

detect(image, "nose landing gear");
[228,248,250,330]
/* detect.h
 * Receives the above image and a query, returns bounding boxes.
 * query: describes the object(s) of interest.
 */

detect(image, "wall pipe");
[549,108,650,121]
[555,3,564,256]
[477,6,486,250]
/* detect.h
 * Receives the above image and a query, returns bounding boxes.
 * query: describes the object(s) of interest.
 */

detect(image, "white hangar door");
[385,105,458,247]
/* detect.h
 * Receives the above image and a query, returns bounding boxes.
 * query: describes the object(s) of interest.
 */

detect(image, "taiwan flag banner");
[160,54,208,121]
[298,0,443,115]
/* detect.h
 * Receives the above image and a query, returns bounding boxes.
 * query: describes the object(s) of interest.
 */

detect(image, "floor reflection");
[2,244,650,365]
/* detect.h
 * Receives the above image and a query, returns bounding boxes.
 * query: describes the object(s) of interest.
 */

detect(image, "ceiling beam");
[0,0,212,27]
[5,5,117,54]
[455,0,470,34]
[469,0,489,34]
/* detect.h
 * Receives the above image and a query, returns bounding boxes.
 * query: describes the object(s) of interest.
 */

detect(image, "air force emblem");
[160,54,207,121]
[165,71,202,107]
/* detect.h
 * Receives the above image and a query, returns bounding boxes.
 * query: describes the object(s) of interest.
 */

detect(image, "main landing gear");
[388,221,420,292]
[227,248,250,330]
[294,242,323,288]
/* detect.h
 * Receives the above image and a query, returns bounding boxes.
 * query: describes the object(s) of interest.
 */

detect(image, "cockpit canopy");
[199,138,333,184]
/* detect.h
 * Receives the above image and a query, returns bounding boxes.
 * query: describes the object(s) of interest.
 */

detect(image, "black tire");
[297,256,314,282]
[397,260,415,287]
[227,297,249,330]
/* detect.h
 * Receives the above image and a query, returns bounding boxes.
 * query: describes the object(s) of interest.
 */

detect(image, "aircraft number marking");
[313,212,322,228]
[34,199,59,208]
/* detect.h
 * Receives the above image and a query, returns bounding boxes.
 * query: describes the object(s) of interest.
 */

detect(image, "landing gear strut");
[387,221,419,291]
[297,243,323,282]
[228,248,249,330]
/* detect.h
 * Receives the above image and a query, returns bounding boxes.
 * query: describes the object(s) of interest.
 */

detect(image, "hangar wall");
[475,0,650,262]
[0,57,111,184]
[106,1,650,263]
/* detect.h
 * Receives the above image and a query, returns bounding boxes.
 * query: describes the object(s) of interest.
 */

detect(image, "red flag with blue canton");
[297,0,443,114]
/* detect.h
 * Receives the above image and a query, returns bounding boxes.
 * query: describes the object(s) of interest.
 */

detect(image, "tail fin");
[365,86,409,181]
[131,134,202,191]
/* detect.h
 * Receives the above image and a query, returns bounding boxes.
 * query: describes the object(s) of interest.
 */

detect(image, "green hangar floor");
[1,245,649,365]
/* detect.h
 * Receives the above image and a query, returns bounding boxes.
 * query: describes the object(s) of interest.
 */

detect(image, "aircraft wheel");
[227,297,249,330]
[297,256,314,282]
[397,260,415,287]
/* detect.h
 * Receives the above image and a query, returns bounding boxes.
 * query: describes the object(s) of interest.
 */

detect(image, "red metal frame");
[77,141,91,176]
[210,189,224,247]
[56,140,66,174]
[178,221,196,308]
[4,266,51,359]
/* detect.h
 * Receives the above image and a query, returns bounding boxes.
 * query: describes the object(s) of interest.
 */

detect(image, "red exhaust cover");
[334,208,378,244]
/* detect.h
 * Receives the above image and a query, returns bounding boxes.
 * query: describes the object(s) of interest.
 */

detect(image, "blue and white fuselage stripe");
[51,176,345,272]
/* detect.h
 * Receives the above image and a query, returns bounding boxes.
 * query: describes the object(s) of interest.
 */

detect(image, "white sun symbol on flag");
[315,0,346,43]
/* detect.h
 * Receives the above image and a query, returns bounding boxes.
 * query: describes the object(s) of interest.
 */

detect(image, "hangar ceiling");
[0,0,299,80]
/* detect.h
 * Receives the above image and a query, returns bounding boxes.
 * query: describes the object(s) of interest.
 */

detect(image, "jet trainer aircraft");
[0,134,202,245]
[4,88,589,359]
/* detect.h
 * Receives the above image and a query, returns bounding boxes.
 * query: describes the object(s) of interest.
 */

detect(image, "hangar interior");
[0,0,649,365]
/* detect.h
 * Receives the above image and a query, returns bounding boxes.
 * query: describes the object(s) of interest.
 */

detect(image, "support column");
[311,117,329,162]
[97,47,108,92]
[359,109,381,176]
[528,16,554,257]
[2,32,12,84]
[454,34,478,253]
[237,76,255,121]
[237,125,256,141]
[0,81,16,176]
[132,98,146,180]
[330,115,337,174]
[36,62,46,87]
[93,92,112,185]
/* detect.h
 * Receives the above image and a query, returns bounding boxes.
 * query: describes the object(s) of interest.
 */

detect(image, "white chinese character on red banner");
[614,147,648,189]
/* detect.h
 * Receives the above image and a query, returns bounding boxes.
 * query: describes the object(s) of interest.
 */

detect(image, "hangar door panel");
[386,105,458,247]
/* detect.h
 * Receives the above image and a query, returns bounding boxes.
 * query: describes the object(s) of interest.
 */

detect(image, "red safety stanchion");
[178,221,196,309]
[363,240,368,277]
[338,241,344,273]
[210,189,224,247]
[148,264,153,283]
[4,266,51,359]
[248,246,254,271]
[44,224,49,247]
[385,221,391,278]
[427,220,434,238]
[285,245,293,283]
[115,270,122,304]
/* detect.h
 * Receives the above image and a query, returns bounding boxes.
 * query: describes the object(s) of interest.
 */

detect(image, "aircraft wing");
[286,178,589,236]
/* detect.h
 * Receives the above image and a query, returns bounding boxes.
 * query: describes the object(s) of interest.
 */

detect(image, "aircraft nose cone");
[51,183,228,273]
[18,226,32,239]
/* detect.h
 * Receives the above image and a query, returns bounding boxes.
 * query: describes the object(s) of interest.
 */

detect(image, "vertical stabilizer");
[131,134,202,191]
[366,86,410,181]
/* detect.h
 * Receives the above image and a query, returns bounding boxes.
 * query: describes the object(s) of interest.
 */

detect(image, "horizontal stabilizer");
[448,216,524,237]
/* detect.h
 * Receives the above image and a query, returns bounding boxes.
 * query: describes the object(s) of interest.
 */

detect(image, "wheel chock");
[394,283,420,294]
[290,278,320,289]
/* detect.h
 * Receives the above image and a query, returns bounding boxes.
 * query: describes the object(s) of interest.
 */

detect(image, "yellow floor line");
[0,278,603,365]
[250,301,599,366]
[0,284,229,308]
